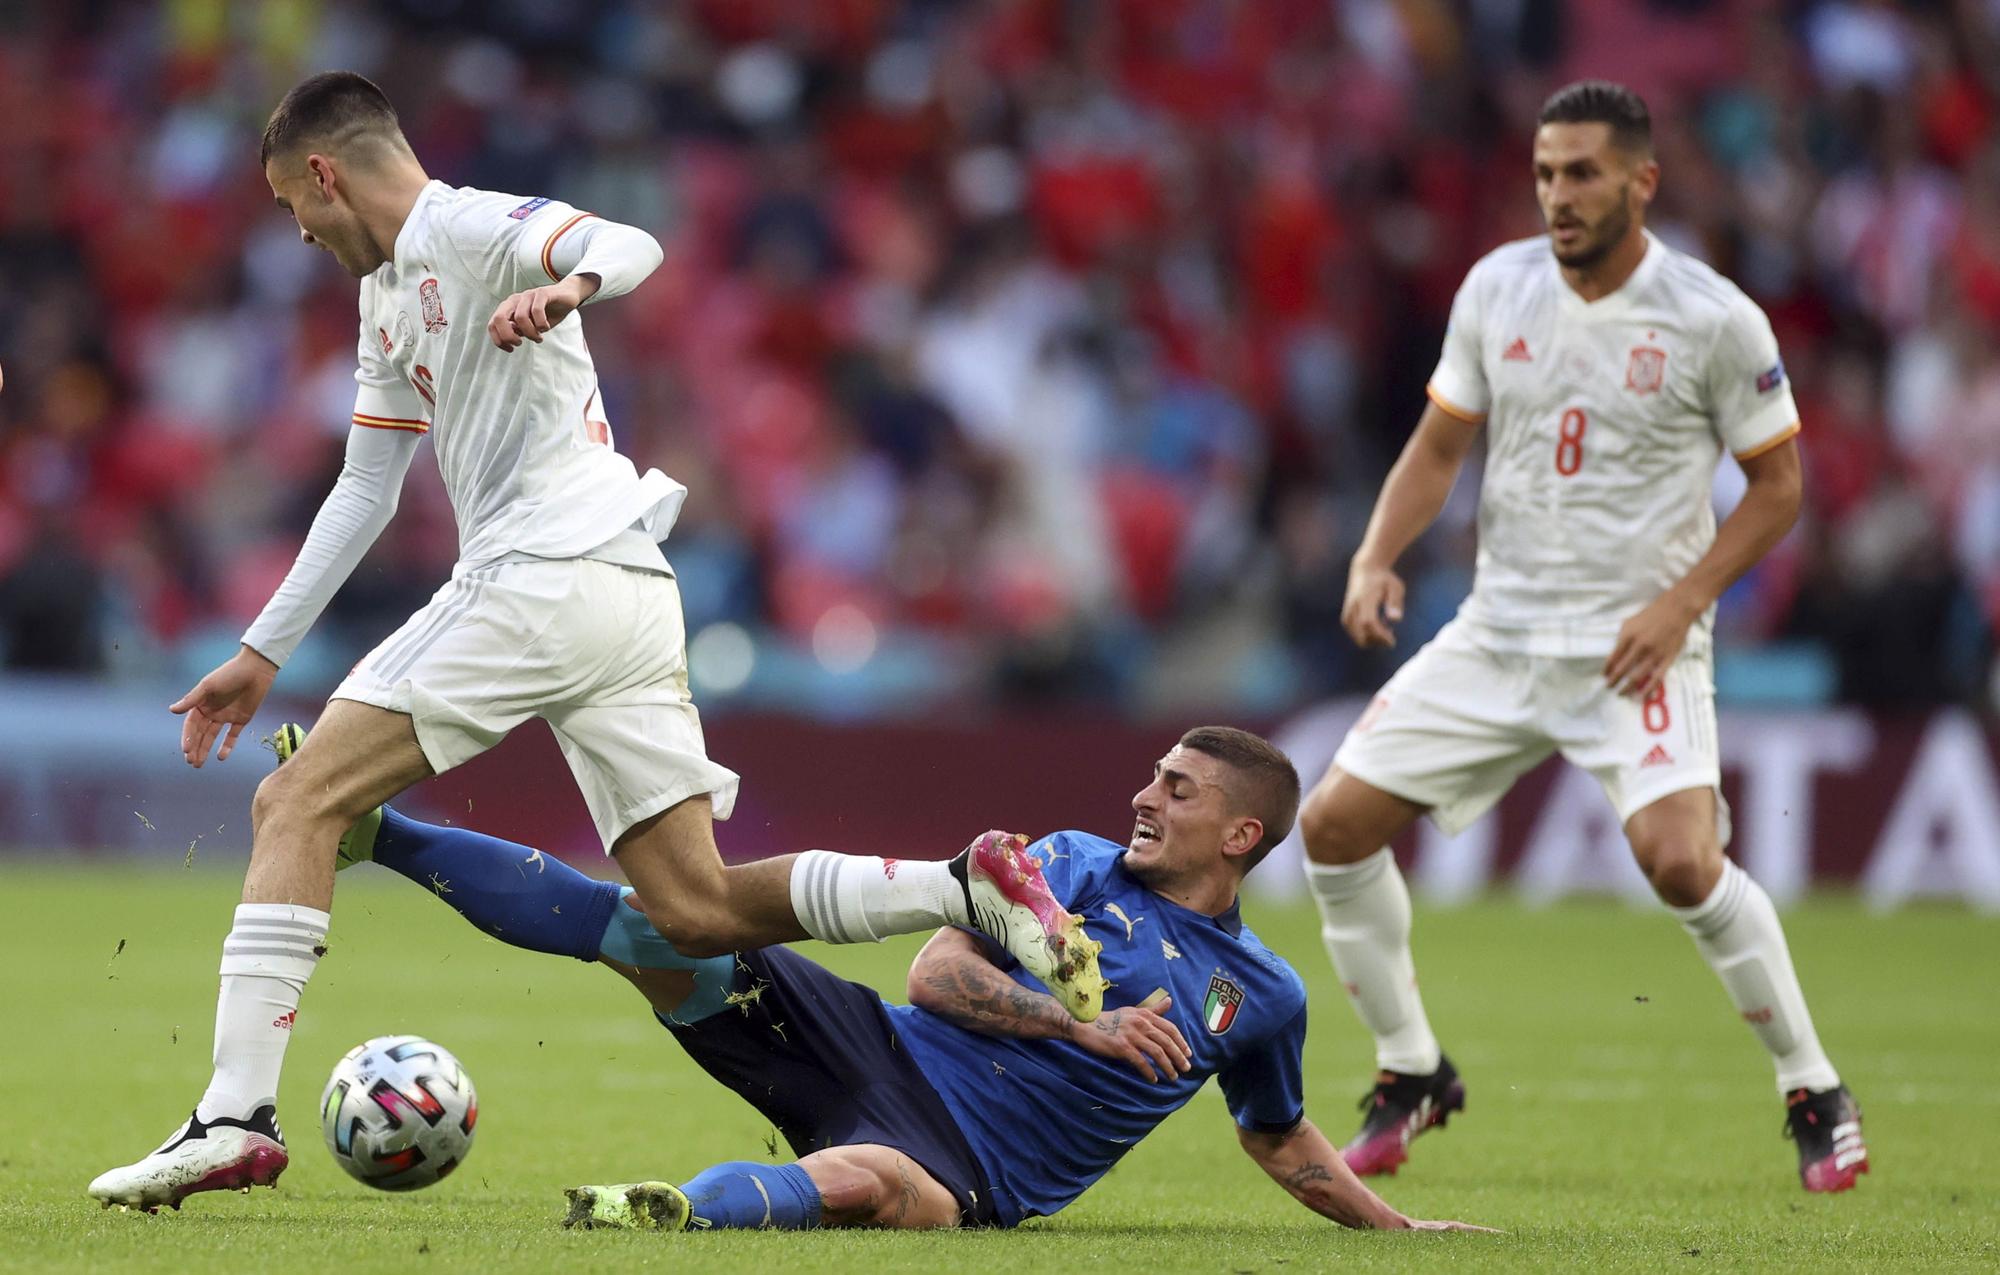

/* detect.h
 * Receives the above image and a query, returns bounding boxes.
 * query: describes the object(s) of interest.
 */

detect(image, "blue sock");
[679,1161,822,1230]
[600,887,740,1024]
[370,807,622,962]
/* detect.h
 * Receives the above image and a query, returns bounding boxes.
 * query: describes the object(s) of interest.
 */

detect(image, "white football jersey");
[1425,230,1800,656]
[352,181,684,571]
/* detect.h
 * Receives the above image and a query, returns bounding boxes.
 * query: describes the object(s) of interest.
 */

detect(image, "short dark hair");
[1537,80,1652,155]
[1178,726,1300,872]
[260,71,406,168]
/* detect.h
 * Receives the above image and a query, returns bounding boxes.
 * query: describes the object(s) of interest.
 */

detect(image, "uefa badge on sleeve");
[1203,973,1244,1035]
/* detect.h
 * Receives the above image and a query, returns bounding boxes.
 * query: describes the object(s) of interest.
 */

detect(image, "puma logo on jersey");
[1104,901,1143,940]
[1502,337,1532,362]
[1640,743,1674,768]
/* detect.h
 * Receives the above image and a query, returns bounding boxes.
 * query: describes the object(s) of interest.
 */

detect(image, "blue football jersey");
[885,831,1308,1226]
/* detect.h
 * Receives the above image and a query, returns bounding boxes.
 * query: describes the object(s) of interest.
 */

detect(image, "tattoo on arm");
[1284,1162,1335,1193]
[891,1160,920,1225]
[918,954,1073,1040]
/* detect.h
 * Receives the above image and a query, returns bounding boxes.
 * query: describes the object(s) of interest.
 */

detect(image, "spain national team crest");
[419,277,448,333]
[1203,973,1244,1035]
[1625,344,1666,395]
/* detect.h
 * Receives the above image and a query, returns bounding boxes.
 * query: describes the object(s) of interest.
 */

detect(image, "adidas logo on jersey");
[1502,337,1532,362]
[1639,744,1674,768]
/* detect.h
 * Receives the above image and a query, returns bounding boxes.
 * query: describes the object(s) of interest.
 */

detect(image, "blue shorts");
[666,945,1002,1227]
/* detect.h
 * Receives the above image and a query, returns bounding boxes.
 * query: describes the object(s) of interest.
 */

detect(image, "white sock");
[789,851,970,944]
[1305,849,1442,1075]
[196,903,330,1123]
[1671,861,1839,1094]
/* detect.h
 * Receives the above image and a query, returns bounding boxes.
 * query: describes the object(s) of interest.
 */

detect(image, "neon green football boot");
[271,722,383,870]
[560,1182,693,1231]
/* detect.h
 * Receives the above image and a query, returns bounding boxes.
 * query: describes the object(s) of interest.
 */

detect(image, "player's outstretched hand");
[1071,998,1192,1083]
[170,645,279,768]
[1603,588,1702,698]
[1342,560,1405,649]
[487,273,598,352]
[1400,1217,1502,1233]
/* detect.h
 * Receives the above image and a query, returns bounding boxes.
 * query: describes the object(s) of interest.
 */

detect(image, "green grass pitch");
[1,863,1995,1272]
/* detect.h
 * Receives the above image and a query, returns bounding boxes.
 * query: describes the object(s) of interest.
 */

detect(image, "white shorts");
[1334,620,1729,841]
[333,558,739,850]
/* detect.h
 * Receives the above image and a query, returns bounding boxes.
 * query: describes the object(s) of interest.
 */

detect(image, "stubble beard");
[1550,187,1633,271]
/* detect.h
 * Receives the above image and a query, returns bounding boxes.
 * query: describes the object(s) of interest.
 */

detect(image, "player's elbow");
[906,928,970,1001]
[1236,1117,1307,1162]
[609,225,664,285]
[334,467,404,525]
[905,957,946,1010]
[1768,467,1803,531]
[1235,1123,1275,1160]
[635,229,664,278]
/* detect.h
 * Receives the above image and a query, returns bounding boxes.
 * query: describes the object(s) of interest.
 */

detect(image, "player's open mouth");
[1132,822,1161,845]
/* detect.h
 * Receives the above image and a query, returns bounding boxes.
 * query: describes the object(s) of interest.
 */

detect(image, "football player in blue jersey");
[279,722,1489,1233]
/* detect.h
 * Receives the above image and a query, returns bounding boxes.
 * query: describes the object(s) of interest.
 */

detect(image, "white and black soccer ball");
[320,1035,477,1191]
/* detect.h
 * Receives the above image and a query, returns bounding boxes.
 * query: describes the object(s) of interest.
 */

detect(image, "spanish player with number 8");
[1295,81,1868,1193]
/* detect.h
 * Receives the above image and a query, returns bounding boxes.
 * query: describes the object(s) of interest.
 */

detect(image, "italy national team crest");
[1625,344,1666,395]
[419,277,448,333]
[1203,973,1244,1035]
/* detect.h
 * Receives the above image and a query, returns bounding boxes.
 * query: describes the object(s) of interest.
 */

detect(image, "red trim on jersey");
[540,212,598,283]
[352,413,429,434]
[1733,420,1800,461]
[1425,384,1486,425]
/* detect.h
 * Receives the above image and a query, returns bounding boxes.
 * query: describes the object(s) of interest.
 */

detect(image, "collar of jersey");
[1112,857,1244,936]
[1553,227,1662,317]
[391,180,446,271]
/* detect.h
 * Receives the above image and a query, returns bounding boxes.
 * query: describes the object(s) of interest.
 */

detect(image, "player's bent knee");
[1297,783,1383,865]
[798,1148,954,1229]
[795,1149,880,1223]
[249,768,291,833]
[1638,840,1721,908]
[630,893,735,959]
[249,766,327,836]
[252,760,366,833]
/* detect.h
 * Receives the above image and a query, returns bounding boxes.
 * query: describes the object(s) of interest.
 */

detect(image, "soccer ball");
[320,1035,478,1191]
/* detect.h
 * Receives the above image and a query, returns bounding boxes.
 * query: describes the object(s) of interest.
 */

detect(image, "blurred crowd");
[2,0,1997,716]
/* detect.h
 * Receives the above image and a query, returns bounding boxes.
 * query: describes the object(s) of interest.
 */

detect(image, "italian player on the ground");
[263,721,1495,1234]
[1295,80,1867,1194]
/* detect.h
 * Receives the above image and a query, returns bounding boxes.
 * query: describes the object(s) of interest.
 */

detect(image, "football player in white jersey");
[1297,82,1867,1193]
[89,72,1104,1213]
